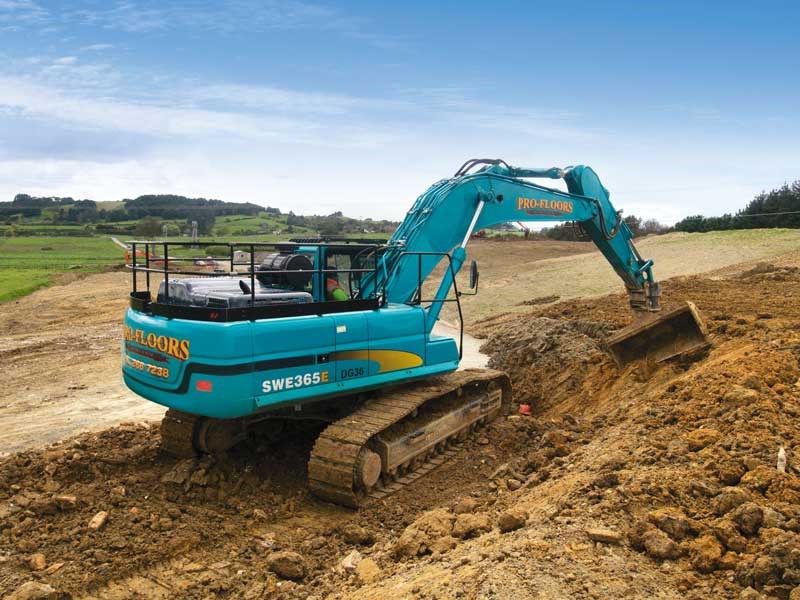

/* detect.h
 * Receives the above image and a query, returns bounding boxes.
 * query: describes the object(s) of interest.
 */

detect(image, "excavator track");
[160,409,202,458]
[307,368,512,508]
[160,409,248,458]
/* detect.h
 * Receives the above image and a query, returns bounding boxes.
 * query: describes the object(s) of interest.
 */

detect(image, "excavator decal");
[516,197,574,213]
[123,325,190,361]
[261,370,329,394]
[332,349,424,374]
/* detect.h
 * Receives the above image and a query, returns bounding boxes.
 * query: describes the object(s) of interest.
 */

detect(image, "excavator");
[122,158,709,507]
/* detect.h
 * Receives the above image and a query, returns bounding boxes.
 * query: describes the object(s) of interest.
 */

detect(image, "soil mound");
[480,317,613,411]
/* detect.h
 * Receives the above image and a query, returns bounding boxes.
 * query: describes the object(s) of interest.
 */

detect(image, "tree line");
[1,193,268,235]
[673,180,800,232]
[540,214,667,241]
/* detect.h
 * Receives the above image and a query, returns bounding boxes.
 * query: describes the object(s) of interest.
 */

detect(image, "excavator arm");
[367,158,708,365]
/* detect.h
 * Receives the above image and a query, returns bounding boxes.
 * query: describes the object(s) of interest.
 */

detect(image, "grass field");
[0,237,122,302]
[0,232,394,302]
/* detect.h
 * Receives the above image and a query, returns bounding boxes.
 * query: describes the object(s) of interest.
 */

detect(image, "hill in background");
[0,193,399,239]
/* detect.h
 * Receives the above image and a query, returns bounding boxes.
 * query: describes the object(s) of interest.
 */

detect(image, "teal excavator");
[123,159,708,507]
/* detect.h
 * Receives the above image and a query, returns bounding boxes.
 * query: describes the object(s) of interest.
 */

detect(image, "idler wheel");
[355,448,383,490]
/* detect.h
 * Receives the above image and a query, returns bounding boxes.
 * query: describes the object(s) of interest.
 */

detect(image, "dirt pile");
[479,317,612,412]
[0,414,542,598]
[465,263,800,598]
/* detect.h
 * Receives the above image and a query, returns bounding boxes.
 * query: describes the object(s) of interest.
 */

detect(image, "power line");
[730,211,800,218]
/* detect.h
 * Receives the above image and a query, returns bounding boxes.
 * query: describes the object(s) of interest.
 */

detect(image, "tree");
[135,217,163,238]
[623,215,642,237]
[674,179,800,232]
[641,219,666,235]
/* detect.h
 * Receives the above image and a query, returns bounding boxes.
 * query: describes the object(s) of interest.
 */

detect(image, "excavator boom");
[362,158,709,365]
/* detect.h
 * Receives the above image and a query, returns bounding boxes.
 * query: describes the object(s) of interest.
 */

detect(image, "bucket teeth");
[607,301,710,367]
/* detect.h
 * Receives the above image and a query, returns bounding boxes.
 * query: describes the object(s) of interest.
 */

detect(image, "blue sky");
[0,1,798,223]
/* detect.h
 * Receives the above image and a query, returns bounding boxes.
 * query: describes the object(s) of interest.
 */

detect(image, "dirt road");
[451,229,800,326]
[0,272,165,455]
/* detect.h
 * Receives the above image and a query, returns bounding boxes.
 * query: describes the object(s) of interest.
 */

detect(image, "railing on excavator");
[125,240,467,357]
[126,239,388,322]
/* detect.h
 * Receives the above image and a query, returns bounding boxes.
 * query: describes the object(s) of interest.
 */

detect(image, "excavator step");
[607,301,710,367]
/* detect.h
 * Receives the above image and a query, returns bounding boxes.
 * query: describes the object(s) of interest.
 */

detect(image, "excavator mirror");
[469,260,479,290]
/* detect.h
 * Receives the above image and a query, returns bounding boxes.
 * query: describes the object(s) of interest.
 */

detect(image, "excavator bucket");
[607,301,710,367]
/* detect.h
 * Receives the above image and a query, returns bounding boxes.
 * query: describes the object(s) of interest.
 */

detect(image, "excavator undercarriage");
[161,369,511,508]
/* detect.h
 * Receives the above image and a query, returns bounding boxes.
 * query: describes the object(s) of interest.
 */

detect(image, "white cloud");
[0,43,796,222]
[192,83,411,115]
[57,0,400,47]
[80,43,114,52]
[0,75,398,148]
[0,0,47,24]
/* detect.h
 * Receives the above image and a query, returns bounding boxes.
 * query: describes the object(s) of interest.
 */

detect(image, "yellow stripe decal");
[333,349,423,373]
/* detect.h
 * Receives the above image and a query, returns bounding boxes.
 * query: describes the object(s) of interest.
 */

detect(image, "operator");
[326,271,348,301]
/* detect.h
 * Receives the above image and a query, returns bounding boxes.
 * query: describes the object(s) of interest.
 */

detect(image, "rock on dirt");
[356,558,381,585]
[54,495,76,510]
[88,510,108,530]
[267,550,306,581]
[340,523,375,546]
[642,529,681,560]
[648,508,693,540]
[731,502,764,537]
[718,460,747,485]
[340,549,362,572]
[452,513,492,539]
[586,528,623,545]
[684,428,722,451]
[713,488,752,516]
[497,509,527,533]
[453,497,479,514]
[28,553,46,571]
[690,535,724,573]
[393,509,456,558]
[723,385,759,406]
[6,581,59,600]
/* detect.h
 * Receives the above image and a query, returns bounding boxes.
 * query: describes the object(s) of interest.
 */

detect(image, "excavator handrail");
[127,239,388,322]
[391,250,464,360]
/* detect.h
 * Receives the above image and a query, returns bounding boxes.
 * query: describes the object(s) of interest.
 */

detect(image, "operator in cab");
[326,271,348,301]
